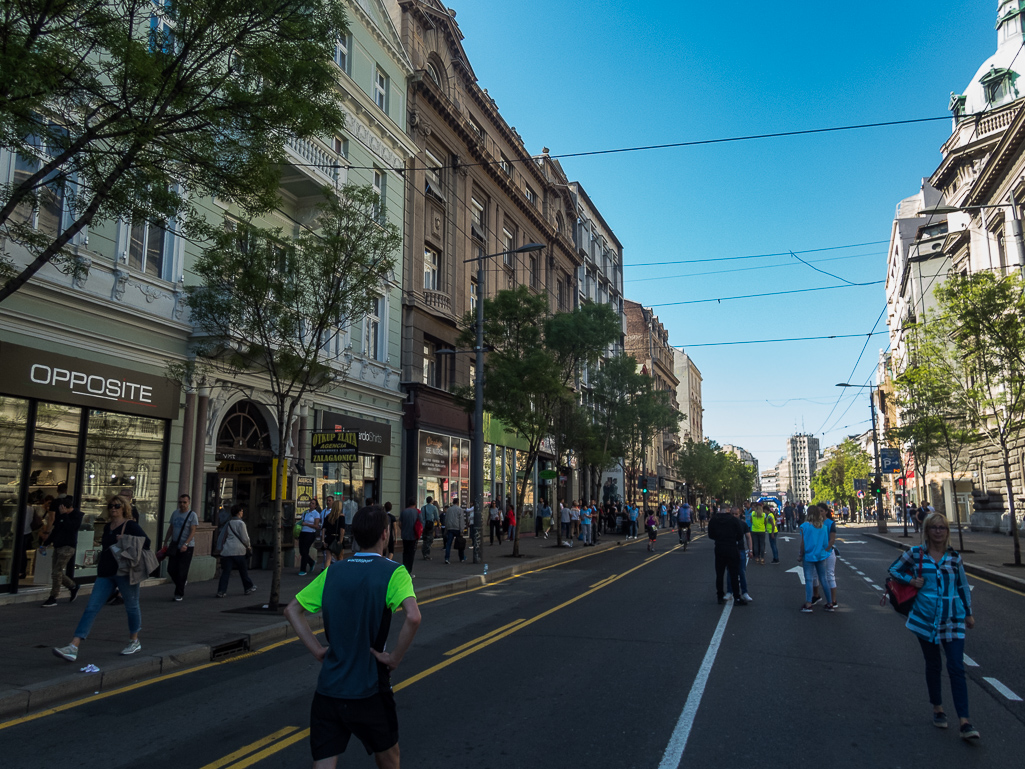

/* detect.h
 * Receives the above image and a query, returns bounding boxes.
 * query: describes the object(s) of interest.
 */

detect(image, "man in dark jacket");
[708,507,747,605]
[41,496,83,607]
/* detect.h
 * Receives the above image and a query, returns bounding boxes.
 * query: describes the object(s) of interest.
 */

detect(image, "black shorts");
[310,690,398,760]
[677,520,691,530]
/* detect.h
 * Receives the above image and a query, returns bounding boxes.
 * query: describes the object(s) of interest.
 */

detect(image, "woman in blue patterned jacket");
[888,512,978,741]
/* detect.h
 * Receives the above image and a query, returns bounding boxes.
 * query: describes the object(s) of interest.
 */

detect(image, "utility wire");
[789,250,860,286]
[675,331,888,348]
[648,281,883,307]
[627,240,889,267]
[627,251,882,282]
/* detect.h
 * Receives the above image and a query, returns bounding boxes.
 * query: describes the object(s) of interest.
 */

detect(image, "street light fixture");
[836,382,887,533]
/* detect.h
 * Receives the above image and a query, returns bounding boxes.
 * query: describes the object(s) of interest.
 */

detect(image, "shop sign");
[320,411,391,455]
[217,460,254,474]
[312,431,359,463]
[296,475,315,502]
[418,430,449,475]
[539,469,558,480]
[0,341,179,419]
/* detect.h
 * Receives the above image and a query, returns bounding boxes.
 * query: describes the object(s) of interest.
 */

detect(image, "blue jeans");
[74,575,141,639]
[918,636,969,719]
[803,560,831,604]
[444,530,463,561]
[727,551,748,594]
[581,523,592,544]
[768,533,779,560]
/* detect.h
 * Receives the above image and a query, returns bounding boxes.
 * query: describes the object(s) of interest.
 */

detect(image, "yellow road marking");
[218,727,310,769]
[589,574,618,588]
[444,619,525,656]
[967,572,1025,597]
[197,726,303,769]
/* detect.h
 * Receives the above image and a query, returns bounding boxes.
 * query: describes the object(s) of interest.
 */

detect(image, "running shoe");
[53,645,78,661]
[932,712,948,729]
[120,639,142,656]
[960,723,980,741]
[800,604,813,613]
[811,596,823,606]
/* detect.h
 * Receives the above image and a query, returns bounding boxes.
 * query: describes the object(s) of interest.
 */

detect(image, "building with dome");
[884,0,1025,526]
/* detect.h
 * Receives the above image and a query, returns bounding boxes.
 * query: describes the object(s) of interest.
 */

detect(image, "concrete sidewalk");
[0,526,640,719]
[837,521,1025,592]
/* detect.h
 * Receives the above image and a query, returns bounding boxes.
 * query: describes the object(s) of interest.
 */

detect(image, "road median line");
[198,726,303,769]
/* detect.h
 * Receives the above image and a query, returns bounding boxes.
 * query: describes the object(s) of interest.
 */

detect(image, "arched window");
[217,401,272,455]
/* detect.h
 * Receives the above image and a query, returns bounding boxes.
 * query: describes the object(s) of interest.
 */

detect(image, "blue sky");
[454,0,996,471]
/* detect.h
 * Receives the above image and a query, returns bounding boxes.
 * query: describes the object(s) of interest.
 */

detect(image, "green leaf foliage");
[0,0,348,300]
[810,437,871,507]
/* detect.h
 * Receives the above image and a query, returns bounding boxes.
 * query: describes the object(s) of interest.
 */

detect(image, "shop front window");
[0,397,29,586]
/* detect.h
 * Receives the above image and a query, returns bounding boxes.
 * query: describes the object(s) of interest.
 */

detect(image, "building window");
[469,115,485,140]
[470,279,478,313]
[470,194,487,241]
[148,0,176,54]
[525,185,538,208]
[10,143,65,234]
[422,341,436,386]
[374,67,388,111]
[335,35,350,73]
[424,246,440,291]
[373,167,386,222]
[426,62,440,85]
[529,254,538,287]
[556,278,564,310]
[333,135,348,157]
[364,297,382,360]
[502,227,514,265]
[128,219,167,279]
[425,147,445,201]
[500,154,512,175]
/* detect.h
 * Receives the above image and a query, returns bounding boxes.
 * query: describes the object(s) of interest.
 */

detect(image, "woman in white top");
[297,498,322,576]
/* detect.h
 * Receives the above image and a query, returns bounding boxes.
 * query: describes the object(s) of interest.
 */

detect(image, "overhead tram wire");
[674,330,888,348]
[648,281,883,307]
[628,251,884,282]
[626,240,889,268]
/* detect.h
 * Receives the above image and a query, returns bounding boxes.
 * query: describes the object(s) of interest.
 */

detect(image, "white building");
[784,434,819,505]
[673,349,704,444]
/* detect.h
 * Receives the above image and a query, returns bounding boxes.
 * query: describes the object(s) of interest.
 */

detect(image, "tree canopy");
[0,0,347,300]
[810,438,871,507]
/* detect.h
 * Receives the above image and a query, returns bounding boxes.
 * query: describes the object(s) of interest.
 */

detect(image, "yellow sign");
[270,458,288,500]
[312,431,358,463]
[217,460,254,474]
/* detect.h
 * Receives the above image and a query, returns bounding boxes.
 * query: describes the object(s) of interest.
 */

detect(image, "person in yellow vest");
[765,505,780,563]
[750,503,767,564]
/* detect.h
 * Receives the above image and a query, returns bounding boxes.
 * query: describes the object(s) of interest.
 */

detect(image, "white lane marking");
[983,677,1023,702]
[863,576,874,583]
[658,602,733,769]
[786,566,806,585]
[855,571,865,576]
[872,585,883,591]
[838,540,867,544]
[963,654,979,668]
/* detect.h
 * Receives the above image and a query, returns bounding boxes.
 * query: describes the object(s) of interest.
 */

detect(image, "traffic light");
[638,476,649,494]
[871,476,884,496]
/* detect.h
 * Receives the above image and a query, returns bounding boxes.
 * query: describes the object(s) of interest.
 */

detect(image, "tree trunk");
[1000,444,1022,566]
[950,468,965,552]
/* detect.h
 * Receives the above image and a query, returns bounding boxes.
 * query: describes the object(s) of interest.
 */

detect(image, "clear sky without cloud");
[454,0,996,471]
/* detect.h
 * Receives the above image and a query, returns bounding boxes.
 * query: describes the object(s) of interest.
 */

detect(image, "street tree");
[185,184,400,608]
[582,354,644,506]
[933,271,1025,565]
[810,438,872,509]
[894,319,977,549]
[0,0,347,301]
[459,287,620,556]
[676,439,721,503]
[625,380,681,507]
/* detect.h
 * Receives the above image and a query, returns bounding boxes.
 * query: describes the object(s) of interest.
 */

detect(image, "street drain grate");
[210,638,249,661]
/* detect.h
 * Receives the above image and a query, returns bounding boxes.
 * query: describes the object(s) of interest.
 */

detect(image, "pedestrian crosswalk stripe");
[963,654,979,667]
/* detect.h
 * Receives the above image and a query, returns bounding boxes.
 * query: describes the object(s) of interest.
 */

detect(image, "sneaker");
[297,571,307,576]
[245,586,258,594]
[824,603,836,612]
[216,592,226,598]
[960,722,980,741]
[801,604,813,613]
[53,644,78,662]
[120,639,142,656]
[41,597,58,608]
[771,559,780,564]
[173,595,183,602]
[734,598,748,606]
[811,596,823,606]
[742,593,753,602]
[932,712,949,729]
[69,582,80,603]
[444,559,450,564]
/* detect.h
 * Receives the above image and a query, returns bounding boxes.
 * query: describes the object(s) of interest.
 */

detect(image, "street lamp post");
[837,383,887,533]
[468,242,545,563]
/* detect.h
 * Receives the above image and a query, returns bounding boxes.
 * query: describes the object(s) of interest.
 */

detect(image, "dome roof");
[959,2,1025,115]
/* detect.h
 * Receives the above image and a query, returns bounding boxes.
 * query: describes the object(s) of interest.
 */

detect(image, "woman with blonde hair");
[322,499,346,566]
[798,504,833,613]
[888,512,978,739]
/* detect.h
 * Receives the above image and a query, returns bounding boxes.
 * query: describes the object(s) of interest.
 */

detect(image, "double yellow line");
[197,544,683,769]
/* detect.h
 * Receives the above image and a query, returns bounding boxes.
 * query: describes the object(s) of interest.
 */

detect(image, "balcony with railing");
[422,289,452,315]
[280,135,345,198]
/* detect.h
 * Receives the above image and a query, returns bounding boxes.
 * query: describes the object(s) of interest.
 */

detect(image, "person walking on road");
[164,494,198,601]
[888,512,978,740]
[750,503,767,564]
[399,498,418,576]
[443,498,466,564]
[812,509,839,606]
[727,507,753,601]
[627,504,639,540]
[645,510,659,552]
[53,496,150,661]
[284,505,421,769]
[297,499,323,576]
[40,496,83,607]
[798,505,833,613]
[420,497,438,560]
[708,506,747,605]
[765,504,780,563]
[215,503,256,597]
[581,504,593,546]
[698,503,709,532]
[323,500,346,567]
[489,501,504,544]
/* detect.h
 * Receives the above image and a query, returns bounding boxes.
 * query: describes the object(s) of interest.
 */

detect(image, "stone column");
[192,387,210,514]
[178,390,195,498]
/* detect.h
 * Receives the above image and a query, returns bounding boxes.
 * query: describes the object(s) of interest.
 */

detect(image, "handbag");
[156,545,169,562]
[883,547,924,616]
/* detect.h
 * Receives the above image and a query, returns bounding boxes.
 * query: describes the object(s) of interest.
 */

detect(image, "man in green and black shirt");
[285,505,421,768]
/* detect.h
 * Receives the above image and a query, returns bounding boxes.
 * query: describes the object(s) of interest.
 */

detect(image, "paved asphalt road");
[5,531,1024,769]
